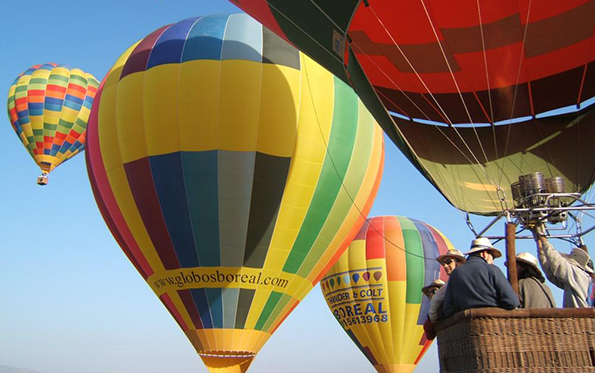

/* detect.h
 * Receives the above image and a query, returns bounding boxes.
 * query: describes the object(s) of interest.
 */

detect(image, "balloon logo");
[352,273,360,283]
[321,216,452,373]
[329,279,335,289]
[343,275,350,285]
[86,14,384,373]
[7,63,99,184]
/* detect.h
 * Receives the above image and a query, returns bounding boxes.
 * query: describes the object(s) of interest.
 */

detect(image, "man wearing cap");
[443,237,520,317]
[530,224,595,308]
[422,279,445,301]
[512,252,556,308]
[428,249,466,322]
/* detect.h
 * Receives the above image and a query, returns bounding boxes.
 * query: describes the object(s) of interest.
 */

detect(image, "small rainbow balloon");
[7,63,99,185]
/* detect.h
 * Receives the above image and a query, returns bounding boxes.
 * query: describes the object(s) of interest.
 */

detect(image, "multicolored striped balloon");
[7,63,99,184]
[321,216,453,373]
[86,14,384,372]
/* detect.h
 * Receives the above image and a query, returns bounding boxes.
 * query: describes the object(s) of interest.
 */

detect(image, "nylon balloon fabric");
[321,216,452,373]
[7,63,99,179]
[86,14,384,373]
[230,0,595,215]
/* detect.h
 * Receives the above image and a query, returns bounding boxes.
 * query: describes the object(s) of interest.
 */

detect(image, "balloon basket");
[37,173,48,186]
[435,308,595,372]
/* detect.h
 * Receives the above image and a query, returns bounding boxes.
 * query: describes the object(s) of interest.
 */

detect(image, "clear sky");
[1,1,591,373]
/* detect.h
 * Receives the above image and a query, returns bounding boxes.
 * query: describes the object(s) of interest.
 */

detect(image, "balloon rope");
[366,5,500,184]
[301,59,436,261]
[262,2,344,65]
[415,0,504,191]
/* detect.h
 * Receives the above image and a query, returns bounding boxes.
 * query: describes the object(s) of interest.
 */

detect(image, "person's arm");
[442,278,456,317]
[429,285,446,322]
[535,236,571,289]
[493,266,520,309]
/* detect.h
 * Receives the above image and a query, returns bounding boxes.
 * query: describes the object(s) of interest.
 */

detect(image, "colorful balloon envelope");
[230,0,595,215]
[86,14,384,372]
[321,216,453,373]
[7,63,99,185]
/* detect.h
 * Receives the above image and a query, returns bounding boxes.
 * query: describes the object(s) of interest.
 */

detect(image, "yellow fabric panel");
[29,69,50,134]
[98,42,164,274]
[256,64,300,157]
[306,121,383,283]
[143,64,182,157]
[217,60,261,151]
[376,363,416,373]
[243,53,334,329]
[178,61,220,151]
[344,241,378,363]
[115,72,148,163]
[195,329,270,353]
[147,267,311,300]
[185,329,205,351]
[401,303,423,364]
[362,258,390,366]
[387,281,407,364]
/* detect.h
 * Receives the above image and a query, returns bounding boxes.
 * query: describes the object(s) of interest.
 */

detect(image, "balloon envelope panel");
[86,14,384,372]
[7,63,99,174]
[321,216,452,373]
[230,0,595,215]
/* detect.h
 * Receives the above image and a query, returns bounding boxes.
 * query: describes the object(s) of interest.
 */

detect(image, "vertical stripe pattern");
[321,216,454,373]
[86,14,384,372]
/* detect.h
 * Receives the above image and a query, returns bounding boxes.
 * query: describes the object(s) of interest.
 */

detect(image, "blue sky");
[0,1,589,372]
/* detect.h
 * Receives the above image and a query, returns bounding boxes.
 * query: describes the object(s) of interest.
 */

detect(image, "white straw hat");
[436,249,466,264]
[421,279,445,297]
[465,237,502,258]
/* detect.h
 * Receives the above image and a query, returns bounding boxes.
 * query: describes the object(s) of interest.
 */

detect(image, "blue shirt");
[443,255,519,317]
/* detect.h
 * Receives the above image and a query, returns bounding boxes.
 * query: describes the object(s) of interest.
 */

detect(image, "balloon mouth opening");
[199,350,255,359]
[199,350,255,371]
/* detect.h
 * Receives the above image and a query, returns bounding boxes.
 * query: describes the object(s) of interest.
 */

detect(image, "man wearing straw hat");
[443,237,519,317]
[530,224,595,308]
[428,249,466,322]
[508,252,556,308]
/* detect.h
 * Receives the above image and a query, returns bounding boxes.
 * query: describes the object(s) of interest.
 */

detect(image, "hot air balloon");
[86,14,384,372]
[7,63,99,185]
[320,216,453,373]
[229,0,595,217]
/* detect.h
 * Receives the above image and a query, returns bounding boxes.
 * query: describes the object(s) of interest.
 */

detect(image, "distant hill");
[0,366,41,373]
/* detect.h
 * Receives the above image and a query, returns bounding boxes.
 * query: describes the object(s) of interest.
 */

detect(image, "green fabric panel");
[69,75,88,85]
[282,78,359,274]
[261,293,292,332]
[267,0,357,83]
[28,78,46,85]
[395,109,595,215]
[398,217,424,304]
[234,288,255,329]
[48,74,69,83]
[346,48,428,177]
[254,291,282,331]
[296,93,375,278]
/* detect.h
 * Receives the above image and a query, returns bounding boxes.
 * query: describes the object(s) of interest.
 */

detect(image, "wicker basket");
[435,308,595,372]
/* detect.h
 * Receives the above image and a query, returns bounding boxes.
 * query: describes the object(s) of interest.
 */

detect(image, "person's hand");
[529,222,546,240]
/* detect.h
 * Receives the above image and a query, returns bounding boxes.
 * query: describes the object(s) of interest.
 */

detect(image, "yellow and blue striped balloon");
[7,63,99,184]
[86,14,384,372]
